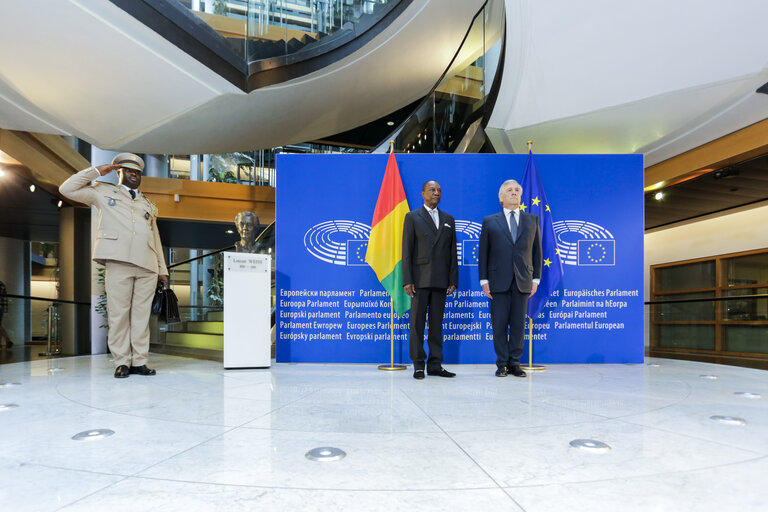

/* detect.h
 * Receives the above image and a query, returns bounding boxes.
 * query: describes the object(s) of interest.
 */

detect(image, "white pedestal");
[223,252,272,369]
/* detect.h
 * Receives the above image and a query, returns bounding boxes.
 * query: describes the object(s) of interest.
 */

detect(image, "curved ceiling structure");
[0,0,485,154]
[486,0,768,167]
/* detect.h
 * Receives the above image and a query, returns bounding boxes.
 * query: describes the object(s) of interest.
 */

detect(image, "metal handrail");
[645,293,768,305]
[5,294,90,306]
[167,245,236,269]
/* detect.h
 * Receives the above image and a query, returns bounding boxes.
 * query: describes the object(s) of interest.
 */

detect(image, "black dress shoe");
[427,367,456,378]
[114,365,129,378]
[509,366,527,377]
[413,369,425,380]
[495,367,508,377]
[129,365,156,376]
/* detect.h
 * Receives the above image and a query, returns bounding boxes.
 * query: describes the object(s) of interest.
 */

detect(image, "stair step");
[206,311,223,321]
[165,332,223,350]
[183,321,223,334]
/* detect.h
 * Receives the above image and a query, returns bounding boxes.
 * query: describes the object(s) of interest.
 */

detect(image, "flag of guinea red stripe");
[365,152,411,316]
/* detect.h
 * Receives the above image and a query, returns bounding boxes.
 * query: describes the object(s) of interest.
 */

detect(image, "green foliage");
[95,267,108,329]
[206,253,224,306]
[213,0,227,15]
[207,167,237,183]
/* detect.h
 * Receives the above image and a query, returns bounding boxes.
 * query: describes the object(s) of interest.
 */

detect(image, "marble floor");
[1,355,767,511]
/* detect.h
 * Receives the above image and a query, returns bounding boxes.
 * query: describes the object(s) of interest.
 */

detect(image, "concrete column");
[91,147,120,185]
[144,154,168,178]
[189,249,199,320]
[0,236,25,346]
[58,207,91,355]
[202,154,211,182]
[190,155,201,181]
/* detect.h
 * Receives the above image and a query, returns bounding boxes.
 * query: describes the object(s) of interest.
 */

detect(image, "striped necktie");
[509,210,517,242]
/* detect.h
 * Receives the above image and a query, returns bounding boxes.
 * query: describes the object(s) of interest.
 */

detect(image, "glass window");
[652,292,715,322]
[657,325,715,350]
[724,252,768,287]
[723,288,768,321]
[656,261,715,291]
[724,326,768,354]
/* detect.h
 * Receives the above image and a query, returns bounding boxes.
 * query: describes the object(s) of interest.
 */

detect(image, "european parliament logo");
[346,240,368,266]
[304,219,482,267]
[552,220,616,267]
[456,220,482,266]
[577,239,615,266]
[304,220,371,265]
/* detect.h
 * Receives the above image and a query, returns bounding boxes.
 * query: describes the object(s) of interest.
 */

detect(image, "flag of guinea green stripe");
[365,152,411,317]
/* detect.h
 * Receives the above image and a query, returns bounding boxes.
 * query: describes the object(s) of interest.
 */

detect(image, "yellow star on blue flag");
[521,151,564,319]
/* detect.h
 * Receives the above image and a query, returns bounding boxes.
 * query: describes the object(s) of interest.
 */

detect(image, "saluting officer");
[59,153,168,378]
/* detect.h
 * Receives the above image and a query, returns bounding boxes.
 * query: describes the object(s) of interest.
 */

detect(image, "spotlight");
[57,200,63,208]
[386,121,394,126]
[29,184,35,192]
[226,229,234,234]
[654,191,664,200]
[713,167,739,180]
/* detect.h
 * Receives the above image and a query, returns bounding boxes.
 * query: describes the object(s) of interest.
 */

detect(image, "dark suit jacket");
[402,207,459,289]
[478,210,542,293]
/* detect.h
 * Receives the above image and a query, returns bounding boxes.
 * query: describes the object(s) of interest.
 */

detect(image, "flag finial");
[389,140,395,153]
[526,140,533,152]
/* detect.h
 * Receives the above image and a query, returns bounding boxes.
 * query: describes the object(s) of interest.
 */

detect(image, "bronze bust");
[234,211,261,253]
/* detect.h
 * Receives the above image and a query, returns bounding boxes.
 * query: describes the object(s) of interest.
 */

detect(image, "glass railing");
[247,0,392,65]
[179,0,396,68]
[1,295,91,363]
[165,143,365,184]
[647,293,768,365]
[374,0,504,153]
[150,221,276,360]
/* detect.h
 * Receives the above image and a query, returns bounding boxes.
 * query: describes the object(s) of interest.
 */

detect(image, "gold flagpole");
[521,140,545,372]
[379,298,406,370]
[379,139,406,371]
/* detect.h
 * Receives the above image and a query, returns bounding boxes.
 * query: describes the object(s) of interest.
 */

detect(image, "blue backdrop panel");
[276,153,644,364]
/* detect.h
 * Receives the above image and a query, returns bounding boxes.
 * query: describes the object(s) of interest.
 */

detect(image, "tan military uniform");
[59,167,168,367]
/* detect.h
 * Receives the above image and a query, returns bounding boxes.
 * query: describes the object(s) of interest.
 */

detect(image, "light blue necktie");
[509,211,517,242]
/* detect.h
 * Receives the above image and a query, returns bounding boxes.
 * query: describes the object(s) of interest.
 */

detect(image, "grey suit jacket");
[59,167,168,275]
[402,207,458,289]
[478,210,542,293]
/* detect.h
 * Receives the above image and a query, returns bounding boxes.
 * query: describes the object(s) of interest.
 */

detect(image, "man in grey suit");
[402,180,458,380]
[59,153,168,378]
[479,179,542,377]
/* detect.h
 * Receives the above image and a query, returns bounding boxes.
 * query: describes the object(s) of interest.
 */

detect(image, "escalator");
[372,0,505,154]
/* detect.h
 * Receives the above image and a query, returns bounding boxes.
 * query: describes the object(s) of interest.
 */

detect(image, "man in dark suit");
[402,180,459,380]
[479,179,542,377]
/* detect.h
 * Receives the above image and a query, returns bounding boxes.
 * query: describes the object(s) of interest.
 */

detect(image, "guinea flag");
[365,151,411,317]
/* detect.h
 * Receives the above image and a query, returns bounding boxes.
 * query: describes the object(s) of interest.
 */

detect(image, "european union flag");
[346,240,369,266]
[462,239,479,266]
[521,151,564,319]
[577,239,615,266]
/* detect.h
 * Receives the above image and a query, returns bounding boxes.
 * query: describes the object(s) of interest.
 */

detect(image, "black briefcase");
[151,282,181,324]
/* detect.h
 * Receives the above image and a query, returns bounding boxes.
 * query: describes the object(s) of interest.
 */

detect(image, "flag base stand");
[377,299,407,371]
[378,364,407,371]
[524,317,546,372]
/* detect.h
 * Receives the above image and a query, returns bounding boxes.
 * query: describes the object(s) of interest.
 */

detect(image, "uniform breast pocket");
[104,195,120,207]
[416,257,429,265]
[143,210,154,228]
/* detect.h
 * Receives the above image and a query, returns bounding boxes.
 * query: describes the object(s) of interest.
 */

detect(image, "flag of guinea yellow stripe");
[365,152,411,317]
